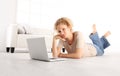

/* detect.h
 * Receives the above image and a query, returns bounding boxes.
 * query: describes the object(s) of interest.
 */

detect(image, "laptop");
[27,37,66,62]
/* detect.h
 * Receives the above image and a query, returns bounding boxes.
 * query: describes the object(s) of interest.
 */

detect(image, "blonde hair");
[54,17,73,30]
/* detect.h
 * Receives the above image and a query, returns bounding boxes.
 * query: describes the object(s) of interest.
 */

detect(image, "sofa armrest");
[6,24,18,47]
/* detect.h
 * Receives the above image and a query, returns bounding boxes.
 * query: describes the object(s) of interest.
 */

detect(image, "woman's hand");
[53,34,66,41]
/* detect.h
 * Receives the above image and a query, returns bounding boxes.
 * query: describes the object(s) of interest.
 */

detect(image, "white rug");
[0,50,120,76]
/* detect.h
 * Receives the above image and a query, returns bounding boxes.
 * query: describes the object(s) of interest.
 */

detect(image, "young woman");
[52,17,111,59]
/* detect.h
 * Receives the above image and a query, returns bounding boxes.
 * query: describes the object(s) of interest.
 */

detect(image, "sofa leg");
[62,48,65,53]
[6,47,10,52]
[6,47,15,53]
[11,47,15,53]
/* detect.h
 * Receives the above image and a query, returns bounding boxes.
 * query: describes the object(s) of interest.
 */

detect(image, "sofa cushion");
[23,25,32,34]
[18,25,26,34]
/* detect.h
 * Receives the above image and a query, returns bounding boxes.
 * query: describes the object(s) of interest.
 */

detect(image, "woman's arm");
[58,48,83,59]
[52,38,61,58]
[52,35,64,58]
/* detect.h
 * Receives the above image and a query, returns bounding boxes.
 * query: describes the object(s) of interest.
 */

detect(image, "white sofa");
[6,24,53,53]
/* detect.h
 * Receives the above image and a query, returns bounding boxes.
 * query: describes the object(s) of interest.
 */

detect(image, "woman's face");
[56,24,71,39]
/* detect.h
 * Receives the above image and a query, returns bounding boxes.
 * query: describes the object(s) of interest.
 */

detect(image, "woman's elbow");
[75,54,82,59]
[74,48,83,59]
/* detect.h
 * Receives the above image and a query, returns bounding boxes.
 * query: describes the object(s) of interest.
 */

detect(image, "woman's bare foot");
[103,31,111,38]
[92,24,97,34]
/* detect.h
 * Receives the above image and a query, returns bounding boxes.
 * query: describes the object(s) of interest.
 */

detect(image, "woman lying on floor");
[52,17,111,59]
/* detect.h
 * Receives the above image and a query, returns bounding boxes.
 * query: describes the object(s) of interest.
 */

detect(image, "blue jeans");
[89,32,110,56]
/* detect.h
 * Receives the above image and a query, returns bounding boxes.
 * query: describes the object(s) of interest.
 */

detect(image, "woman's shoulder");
[73,31,83,36]
[73,31,85,41]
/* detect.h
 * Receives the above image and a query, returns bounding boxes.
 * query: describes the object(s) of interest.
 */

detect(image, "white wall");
[0,0,16,51]
[17,0,120,52]
[0,0,118,52]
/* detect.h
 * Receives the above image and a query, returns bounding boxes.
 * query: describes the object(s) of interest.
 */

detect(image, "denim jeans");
[89,32,110,56]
